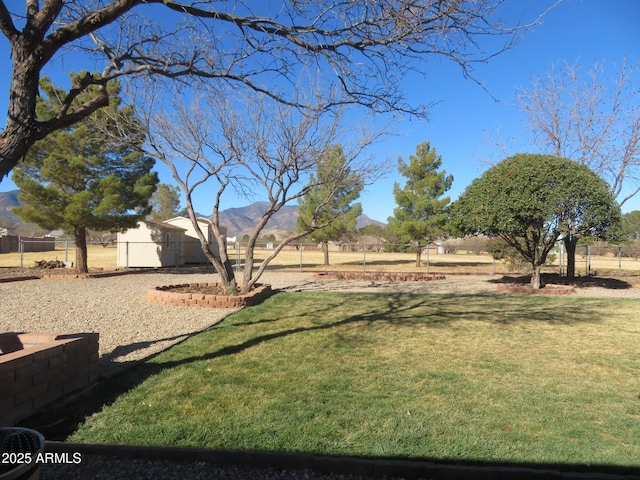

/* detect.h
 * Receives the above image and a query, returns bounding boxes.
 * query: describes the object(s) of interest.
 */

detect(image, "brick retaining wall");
[0,333,99,426]
[315,272,446,282]
[147,283,272,308]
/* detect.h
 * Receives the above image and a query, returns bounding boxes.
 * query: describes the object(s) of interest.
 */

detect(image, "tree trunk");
[415,244,422,267]
[208,235,236,294]
[75,227,89,273]
[564,236,578,279]
[530,264,542,289]
[241,241,256,293]
[322,241,330,266]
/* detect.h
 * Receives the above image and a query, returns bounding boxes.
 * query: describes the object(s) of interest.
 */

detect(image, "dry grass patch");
[0,245,117,269]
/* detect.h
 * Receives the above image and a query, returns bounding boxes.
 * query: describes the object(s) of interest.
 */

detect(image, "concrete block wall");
[0,333,99,426]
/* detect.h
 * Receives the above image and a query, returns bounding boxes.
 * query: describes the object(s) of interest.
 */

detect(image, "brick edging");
[40,268,152,280]
[497,284,575,295]
[315,271,446,282]
[147,283,272,308]
[0,276,40,283]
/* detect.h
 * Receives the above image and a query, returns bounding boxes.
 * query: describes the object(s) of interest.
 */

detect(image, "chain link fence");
[1,238,639,277]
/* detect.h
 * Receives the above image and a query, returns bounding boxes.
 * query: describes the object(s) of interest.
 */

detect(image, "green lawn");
[63,292,639,468]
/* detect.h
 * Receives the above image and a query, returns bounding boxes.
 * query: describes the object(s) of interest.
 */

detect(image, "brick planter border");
[497,283,575,295]
[147,283,272,308]
[40,268,151,280]
[315,271,446,282]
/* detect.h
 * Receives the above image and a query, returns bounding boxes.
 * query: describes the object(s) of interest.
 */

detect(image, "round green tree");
[451,153,620,288]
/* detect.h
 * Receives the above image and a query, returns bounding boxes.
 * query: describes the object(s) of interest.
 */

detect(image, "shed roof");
[143,219,187,232]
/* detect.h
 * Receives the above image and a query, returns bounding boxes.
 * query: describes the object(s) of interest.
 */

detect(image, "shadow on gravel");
[490,273,633,290]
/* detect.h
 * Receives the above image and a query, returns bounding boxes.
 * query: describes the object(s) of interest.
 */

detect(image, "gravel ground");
[3,269,638,480]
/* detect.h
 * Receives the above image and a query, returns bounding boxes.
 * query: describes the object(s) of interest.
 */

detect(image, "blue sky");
[1,0,639,223]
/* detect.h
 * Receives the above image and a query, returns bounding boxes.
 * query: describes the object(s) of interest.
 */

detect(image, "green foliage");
[149,184,182,221]
[297,145,364,243]
[387,142,453,244]
[12,76,157,270]
[358,224,385,238]
[486,237,556,274]
[451,153,620,287]
[621,211,640,242]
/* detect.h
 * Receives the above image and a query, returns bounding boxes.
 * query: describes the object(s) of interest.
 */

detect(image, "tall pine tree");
[12,76,158,273]
[388,142,453,267]
[297,145,363,266]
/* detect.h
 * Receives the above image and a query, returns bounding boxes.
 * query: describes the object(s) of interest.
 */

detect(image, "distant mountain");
[214,201,385,238]
[1,190,385,239]
[0,190,22,228]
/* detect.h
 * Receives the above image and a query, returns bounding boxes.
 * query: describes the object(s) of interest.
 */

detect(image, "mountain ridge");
[0,190,385,237]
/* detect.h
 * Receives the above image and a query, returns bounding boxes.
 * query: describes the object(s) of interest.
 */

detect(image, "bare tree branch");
[514,58,640,206]
[1,0,557,179]
[100,77,387,292]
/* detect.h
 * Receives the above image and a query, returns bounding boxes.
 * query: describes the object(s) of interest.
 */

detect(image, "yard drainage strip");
[44,442,639,480]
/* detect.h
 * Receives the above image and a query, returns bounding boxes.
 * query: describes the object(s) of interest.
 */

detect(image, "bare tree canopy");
[98,80,386,292]
[514,59,640,205]
[1,0,556,180]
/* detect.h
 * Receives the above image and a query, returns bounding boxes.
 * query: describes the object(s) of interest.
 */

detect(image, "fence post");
[363,244,366,272]
[586,245,591,276]
[125,241,129,269]
[618,246,622,277]
[558,242,562,276]
[299,242,303,272]
[65,240,69,263]
[426,242,430,274]
[19,239,23,268]
[236,242,241,272]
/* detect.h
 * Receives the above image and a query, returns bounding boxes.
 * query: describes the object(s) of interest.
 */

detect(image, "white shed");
[164,216,227,264]
[117,220,186,268]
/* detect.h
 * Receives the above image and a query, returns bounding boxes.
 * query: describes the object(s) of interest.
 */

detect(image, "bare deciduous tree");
[515,59,640,205]
[1,1,557,180]
[102,82,385,293]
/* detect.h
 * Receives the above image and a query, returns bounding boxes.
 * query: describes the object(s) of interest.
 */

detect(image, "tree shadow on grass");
[20,291,610,441]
